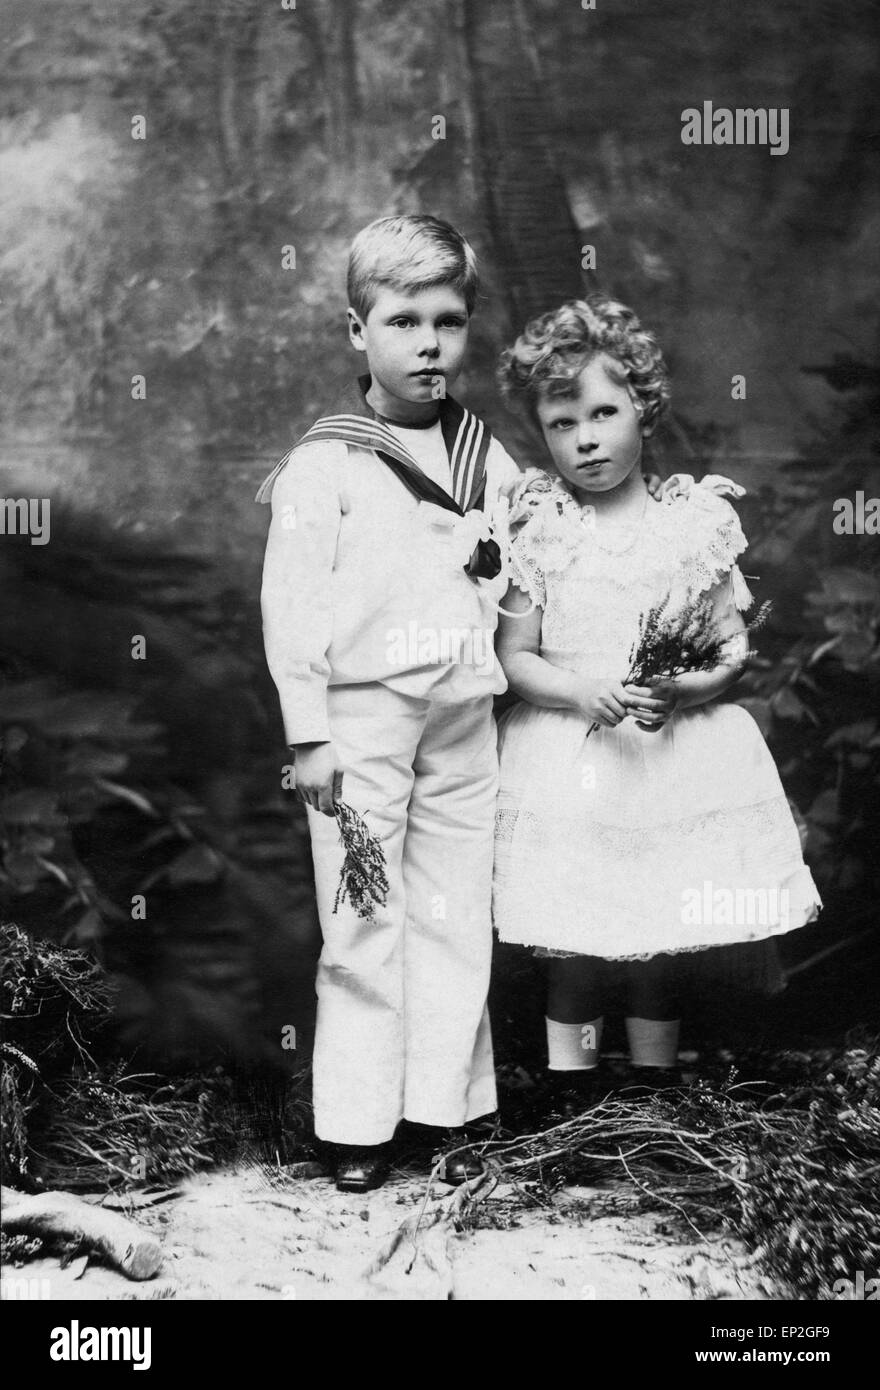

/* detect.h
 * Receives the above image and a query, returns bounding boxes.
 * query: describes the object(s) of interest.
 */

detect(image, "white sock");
[625,1017,680,1069]
[546,1016,603,1071]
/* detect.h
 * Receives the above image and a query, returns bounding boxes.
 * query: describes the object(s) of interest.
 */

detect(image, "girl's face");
[535,354,645,496]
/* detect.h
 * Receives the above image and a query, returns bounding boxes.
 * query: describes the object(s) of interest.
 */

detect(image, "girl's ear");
[347,307,367,353]
[625,383,650,434]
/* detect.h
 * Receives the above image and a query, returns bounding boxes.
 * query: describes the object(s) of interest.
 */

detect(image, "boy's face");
[348,285,470,418]
[536,354,645,496]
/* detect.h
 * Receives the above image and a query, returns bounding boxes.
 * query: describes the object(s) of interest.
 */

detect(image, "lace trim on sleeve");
[508,532,546,608]
[503,471,556,608]
[670,484,749,600]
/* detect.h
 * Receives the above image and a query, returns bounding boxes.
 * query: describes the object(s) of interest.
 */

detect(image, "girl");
[492,296,821,1094]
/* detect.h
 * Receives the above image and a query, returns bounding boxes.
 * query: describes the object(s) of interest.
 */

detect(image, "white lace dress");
[492,473,822,960]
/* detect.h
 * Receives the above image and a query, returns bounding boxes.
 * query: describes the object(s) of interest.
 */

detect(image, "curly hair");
[498,295,670,434]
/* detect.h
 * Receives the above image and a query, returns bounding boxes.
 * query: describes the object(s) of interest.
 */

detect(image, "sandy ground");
[2,1163,775,1302]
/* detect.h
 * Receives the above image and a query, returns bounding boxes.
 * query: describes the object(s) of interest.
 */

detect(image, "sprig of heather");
[586,596,772,737]
[332,801,390,923]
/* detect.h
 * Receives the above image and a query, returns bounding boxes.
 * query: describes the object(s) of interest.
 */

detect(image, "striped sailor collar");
[255,375,493,514]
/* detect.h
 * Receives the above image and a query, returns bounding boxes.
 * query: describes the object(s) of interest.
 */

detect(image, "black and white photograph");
[1,0,878,1338]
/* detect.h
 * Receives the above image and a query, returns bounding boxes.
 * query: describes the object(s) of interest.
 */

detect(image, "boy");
[257,215,522,1191]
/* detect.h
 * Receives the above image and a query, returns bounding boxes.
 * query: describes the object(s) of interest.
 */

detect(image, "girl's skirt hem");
[494,864,821,958]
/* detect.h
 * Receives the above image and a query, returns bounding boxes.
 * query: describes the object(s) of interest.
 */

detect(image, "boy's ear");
[347,307,367,353]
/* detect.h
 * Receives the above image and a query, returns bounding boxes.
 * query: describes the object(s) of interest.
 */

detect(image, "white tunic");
[259,431,523,744]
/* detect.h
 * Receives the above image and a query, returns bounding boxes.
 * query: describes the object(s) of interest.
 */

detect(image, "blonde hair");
[499,295,670,433]
[347,215,479,320]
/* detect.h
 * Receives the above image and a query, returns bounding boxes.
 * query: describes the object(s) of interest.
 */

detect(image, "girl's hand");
[623,680,679,732]
[644,473,664,498]
[576,678,630,728]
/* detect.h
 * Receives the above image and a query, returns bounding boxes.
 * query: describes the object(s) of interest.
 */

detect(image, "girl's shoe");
[332,1143,391,1192]
[620,1065,683,1099]
[546,1067,607,1116]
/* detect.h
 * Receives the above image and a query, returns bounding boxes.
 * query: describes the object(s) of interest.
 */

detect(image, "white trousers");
[306,683,498,1144]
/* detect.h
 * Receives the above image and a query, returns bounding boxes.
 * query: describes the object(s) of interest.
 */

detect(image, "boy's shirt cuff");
[278,668,332,746]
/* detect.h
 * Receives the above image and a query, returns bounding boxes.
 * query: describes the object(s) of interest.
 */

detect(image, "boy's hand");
[644,473,664,498]
[292,741,344,815]
[576,678,630,728]
[623,680,679,731]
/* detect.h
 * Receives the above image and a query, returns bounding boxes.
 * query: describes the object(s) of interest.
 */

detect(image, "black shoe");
[621,1065,683,1099]
[332,1143,391,1192]
[432,1128,486,1186]
[546,1067,607,1116]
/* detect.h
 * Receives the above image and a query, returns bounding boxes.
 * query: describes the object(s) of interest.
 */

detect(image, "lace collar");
[534,475,664,531]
